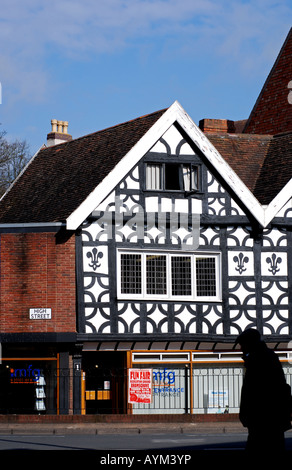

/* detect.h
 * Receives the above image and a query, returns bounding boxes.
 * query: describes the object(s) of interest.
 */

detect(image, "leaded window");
[118,250,221,301]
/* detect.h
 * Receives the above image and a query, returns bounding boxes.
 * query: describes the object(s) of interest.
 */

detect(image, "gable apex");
[66,102,181,230]
[66,101,265,230]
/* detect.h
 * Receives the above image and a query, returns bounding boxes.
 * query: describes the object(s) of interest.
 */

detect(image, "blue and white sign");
[133,367,187,414]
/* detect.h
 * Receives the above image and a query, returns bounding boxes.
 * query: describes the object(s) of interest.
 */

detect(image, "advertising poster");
[208,390,229,413]
[128,369,152,404]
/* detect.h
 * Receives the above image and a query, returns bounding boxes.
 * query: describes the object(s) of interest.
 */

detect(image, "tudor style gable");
[66,102,265,231]
[77,117,292,340]
[78,122,227,337]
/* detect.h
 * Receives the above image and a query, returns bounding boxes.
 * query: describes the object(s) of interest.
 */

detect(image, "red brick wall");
[244,29,292,135]
[0,232,76,333]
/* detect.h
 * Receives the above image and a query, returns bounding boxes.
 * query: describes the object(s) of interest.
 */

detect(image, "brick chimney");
[199,119,236,134]
[46,119,72,146]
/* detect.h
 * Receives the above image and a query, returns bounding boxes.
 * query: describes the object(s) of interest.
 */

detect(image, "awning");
[82,340,291,352]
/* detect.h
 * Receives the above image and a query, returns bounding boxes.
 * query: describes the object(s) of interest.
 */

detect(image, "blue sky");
[0,0,291,155]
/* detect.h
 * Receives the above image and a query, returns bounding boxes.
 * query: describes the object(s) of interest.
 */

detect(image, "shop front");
[128,350,245,415]
[127,349,292,415]
[0,354,62,415]
[2,346,291,415]
[80,346,248,415]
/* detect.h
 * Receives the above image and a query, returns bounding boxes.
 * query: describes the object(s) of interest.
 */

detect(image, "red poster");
[128,369,152,404]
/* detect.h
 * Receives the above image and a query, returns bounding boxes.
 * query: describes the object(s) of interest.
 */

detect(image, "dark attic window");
[145,163,200,192]
[165,163,180,190]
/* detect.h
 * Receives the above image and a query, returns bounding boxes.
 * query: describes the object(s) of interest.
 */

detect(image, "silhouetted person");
[236,328,291,454]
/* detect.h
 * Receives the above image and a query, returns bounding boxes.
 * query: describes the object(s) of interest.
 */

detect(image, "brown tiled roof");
[0,108,166,224]
[244,28,292,135]
[0,104,291,226]
[208,131,292,206]
[253,132,292,205]
[207,133,272,198]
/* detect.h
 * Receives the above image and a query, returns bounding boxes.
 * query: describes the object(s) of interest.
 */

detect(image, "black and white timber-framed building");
[0,28,292,415]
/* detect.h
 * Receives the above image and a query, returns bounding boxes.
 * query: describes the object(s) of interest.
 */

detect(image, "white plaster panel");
[228,281,256,305]
[146,305,168,333]
[230,199,245,216]
[202,306,223,334]
[144,225,166,244]
[85,307,111,333]
[262,281,288,305]
[199,227,220,246]
[191,199,202,214]
[160,198,173,212]
[262,228,287,247]
[174,198,188,213]
[83,246,108,274]
[123,166,140,189]
[174,305,196,333]
[208,198,227,216]
[230,310,256,334]
[228,251,254,276]
[261,252,287,276]
[117,304,140,333]
[226,227,253,247]
[262,310,289,335]
[207,172,225,193]
[84,276,110,303]
[145,196,159,213]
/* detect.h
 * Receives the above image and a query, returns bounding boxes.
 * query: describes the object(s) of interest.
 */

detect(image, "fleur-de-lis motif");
[87,248,103,271]
[266,253,282,275]
[233,253,249,275]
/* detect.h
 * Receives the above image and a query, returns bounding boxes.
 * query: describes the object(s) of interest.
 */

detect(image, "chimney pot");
[46,119,72,147]
[57,120,63,133]
[51,119,58,133]
[63,121,68,134]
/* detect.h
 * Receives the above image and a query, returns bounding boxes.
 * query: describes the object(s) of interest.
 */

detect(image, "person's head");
[235,328,262,355]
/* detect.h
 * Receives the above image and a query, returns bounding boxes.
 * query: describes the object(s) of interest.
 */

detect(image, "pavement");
[0,420,247,435]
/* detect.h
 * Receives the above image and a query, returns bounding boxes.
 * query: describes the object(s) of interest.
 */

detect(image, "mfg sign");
[128,369,152,404]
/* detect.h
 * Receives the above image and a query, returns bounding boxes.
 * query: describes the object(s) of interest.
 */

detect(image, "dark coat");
[239,341,291,433]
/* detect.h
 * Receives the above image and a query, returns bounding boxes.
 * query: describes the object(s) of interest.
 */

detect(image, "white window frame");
[117,249,221,302]
[145,163,200,192]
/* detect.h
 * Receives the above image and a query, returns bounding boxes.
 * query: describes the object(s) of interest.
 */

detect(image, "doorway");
[82,351,126,414]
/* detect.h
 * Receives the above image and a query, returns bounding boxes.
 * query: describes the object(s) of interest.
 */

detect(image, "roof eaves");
[0,144,45,204]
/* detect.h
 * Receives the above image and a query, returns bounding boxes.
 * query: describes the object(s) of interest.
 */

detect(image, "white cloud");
[0,0,291,106]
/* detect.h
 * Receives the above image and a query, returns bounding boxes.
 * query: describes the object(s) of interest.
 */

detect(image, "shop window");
[118,250,221,301]
[0,359,57,414]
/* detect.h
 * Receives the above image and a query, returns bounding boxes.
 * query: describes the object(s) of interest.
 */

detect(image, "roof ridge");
[0,105,168,224]
[204,132,273,139]
[42,108,168,151]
